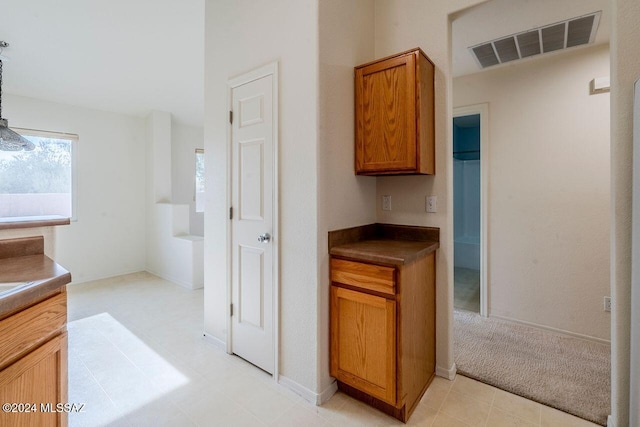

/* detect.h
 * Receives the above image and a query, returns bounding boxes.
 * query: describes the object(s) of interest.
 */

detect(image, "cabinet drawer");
[331,258,396,295]
[0,292,66,369]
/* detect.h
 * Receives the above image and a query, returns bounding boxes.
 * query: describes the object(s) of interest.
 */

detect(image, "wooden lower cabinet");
[331,286,396,404]
[330,252,436,422]
[0,291,68,427]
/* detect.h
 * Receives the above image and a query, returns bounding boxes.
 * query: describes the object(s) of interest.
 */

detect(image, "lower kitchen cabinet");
[0,291,68,427]
[331,286,397,404]
[330,251,436,422]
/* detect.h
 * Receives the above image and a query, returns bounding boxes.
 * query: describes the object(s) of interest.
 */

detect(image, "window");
[0,129,78,220]
[195,148,204,213]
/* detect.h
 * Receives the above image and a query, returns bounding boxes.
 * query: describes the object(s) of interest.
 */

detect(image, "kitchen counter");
[0,215,70,231]
[328,223,439,266]
[330,239,438,266]
[0,236,70,320]
[0,236,69,427]
[329,223,439,421]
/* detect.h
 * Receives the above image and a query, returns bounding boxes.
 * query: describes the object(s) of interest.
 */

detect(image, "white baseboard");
[202,332,226,350]
[145,268,203,290]
[66,268,146,286]
[436,363,457,380]
[489,314,610,345]
[278,375,337,405]
[607,415,614,427]
[319,381,338,404]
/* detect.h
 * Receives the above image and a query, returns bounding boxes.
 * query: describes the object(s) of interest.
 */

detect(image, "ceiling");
[452,0,611,77]
[0,0,610,124]
[0,0,204,127]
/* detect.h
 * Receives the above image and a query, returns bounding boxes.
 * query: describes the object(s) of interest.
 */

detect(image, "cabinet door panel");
[331,286,396,405]
[0,333,68,427]
[356,54,416,173]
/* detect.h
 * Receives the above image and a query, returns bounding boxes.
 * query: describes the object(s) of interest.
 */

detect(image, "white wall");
[611,0,640,423]
[373,0,486,377]
[172,123,204,236]
[454,44,611,341]
[145,112,203,289]
[2,94,147,283]
[318,0,377,395]
[373,1,637,422]
[146,202,203,289]
[201,0,639,421]
[204,0,321,394]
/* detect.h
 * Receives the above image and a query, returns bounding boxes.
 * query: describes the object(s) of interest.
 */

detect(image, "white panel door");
[231,73,274,374]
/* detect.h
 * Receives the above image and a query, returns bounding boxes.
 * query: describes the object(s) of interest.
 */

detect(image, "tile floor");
[67,272,599,427]
[454,267,480,313]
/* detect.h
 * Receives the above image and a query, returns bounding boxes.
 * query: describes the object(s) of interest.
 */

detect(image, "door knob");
[258,233,271,243]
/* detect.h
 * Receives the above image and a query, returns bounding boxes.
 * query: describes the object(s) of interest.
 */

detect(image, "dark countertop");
[0,237,70,320]
[0,215,70,231]
[329,223,439,266]
[330,239,439,266]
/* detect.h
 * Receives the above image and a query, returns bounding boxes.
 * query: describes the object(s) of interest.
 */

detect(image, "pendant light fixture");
[0,41,34,151]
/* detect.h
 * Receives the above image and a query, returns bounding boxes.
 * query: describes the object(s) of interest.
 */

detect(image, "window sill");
[0,216,71,231]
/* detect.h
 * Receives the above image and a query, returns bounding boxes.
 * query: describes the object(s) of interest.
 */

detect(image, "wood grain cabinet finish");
[355,48,435,176]
[331,286,397,404]
[0,291,68,427]
[330,253,436,422]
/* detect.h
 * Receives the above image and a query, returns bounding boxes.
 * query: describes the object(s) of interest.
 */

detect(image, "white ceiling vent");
[469,11,601,69]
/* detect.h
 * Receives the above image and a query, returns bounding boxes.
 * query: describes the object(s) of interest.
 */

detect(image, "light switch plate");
[382,195,392,211]
[426,196,437,213]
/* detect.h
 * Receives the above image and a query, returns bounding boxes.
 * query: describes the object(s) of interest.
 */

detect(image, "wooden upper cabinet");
[355,48,435,175]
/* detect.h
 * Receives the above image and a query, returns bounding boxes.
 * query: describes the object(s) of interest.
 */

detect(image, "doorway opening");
[453,113,480,313]
[449,1,611,423]
[453,105,488,316]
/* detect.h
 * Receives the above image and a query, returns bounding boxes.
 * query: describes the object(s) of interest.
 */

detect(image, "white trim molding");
[319,381,339,405]
[490,314,611,345]
[436,363,457,381]
[66,269,145,286]
[202,332,226,350]
[145,267,202,290]
[278,375,338,405]
[630,77,640,427]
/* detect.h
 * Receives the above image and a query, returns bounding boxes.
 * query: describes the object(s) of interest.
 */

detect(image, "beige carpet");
[454,310,610,426]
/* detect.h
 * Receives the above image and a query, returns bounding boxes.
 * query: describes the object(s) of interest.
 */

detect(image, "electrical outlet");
[382,195,392,211]
[604,296,611,312]
[426,196,437,213]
